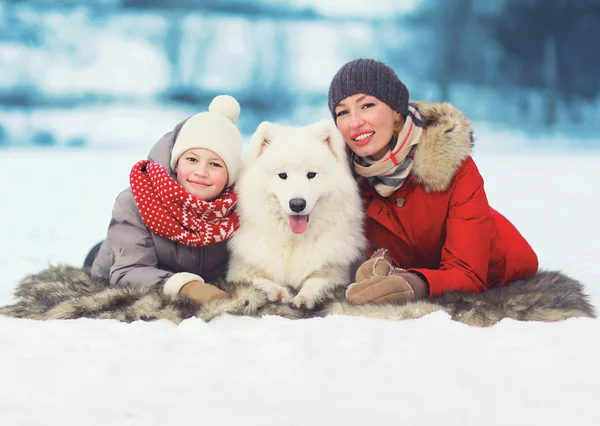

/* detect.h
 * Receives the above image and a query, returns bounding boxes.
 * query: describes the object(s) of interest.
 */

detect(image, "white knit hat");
[170,95,242,187]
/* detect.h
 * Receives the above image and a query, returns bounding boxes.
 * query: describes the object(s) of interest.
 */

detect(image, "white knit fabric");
[163,272,204,296]
[170,95,242,187]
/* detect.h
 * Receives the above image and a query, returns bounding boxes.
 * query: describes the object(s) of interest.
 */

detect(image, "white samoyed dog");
[226,120,366,309]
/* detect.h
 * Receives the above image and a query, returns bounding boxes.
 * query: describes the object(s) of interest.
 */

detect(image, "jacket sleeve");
[410,159,492,296]
[106,190,204,295]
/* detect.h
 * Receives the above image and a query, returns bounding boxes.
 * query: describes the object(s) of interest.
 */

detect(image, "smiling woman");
[328,58,539,305]
[334,93,399,160]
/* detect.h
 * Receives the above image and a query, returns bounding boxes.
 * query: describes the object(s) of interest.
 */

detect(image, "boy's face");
[175,148,229,201]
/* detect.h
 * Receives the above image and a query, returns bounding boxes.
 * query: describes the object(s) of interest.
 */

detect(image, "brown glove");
[179,281,228,304]
[355,248,395,282]
[346,272,428,305]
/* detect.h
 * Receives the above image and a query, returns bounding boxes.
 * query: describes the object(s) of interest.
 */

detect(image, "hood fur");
[410,101,474,192]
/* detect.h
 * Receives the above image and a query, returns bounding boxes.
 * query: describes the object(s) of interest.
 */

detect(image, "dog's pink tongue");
[289,215,308,234]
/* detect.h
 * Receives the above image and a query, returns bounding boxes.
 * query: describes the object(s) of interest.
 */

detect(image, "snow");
[0,143,599,425]
[0,103,195,148]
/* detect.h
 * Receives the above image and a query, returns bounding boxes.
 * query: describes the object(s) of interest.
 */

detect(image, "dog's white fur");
[227,120,366,309]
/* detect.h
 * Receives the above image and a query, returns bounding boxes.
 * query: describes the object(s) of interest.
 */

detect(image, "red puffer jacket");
[361,102,538,297]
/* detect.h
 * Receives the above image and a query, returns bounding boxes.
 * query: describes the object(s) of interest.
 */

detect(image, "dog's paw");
[280,290,293,304]
[291,293,316,310]
[264,286,292,303]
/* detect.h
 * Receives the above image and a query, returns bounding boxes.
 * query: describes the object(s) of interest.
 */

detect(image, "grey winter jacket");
[91,118,230,295]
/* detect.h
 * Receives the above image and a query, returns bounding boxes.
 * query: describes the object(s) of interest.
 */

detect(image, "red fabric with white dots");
[129,160,239,247]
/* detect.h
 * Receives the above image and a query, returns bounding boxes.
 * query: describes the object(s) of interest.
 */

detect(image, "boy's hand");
[179,281,228,304]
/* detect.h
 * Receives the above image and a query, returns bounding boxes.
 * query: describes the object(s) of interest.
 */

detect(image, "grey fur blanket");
[0,265,596,327]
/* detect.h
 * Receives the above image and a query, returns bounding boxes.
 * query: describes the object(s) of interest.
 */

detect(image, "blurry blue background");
[1,0,599,149]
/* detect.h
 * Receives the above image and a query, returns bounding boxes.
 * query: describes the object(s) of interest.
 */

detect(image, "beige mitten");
[346,271,429,305]
[355,248,394,282]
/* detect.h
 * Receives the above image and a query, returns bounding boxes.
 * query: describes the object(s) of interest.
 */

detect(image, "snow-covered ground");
[0,142,599,425]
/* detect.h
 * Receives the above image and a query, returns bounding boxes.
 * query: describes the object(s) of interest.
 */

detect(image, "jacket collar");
[410,101,474,192]
[147,117,189,179]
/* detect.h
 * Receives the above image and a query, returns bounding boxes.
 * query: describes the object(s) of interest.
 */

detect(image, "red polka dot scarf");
[129,160,239,247]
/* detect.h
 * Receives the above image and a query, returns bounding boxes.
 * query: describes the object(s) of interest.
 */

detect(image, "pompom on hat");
[170,95,242,187]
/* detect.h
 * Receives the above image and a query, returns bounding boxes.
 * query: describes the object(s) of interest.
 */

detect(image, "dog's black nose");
[289,198,306,213]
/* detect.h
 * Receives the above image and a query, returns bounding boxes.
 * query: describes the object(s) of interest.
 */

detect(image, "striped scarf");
[352,104,423,197]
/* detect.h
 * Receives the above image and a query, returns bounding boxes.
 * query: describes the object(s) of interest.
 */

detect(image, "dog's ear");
[248,121,278,161]
[259,137,271,156]
[307,119,347,161]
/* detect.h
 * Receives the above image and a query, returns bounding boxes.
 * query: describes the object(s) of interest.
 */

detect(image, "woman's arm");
[410,158,492,296]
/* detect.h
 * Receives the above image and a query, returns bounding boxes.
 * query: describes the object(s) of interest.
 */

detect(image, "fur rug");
[0,265,596,327]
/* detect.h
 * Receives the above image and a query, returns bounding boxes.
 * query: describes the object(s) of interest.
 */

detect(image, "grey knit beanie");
[328,58,409,120]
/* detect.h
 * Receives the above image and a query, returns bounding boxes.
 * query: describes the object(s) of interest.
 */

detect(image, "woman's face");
[334,93,400,160]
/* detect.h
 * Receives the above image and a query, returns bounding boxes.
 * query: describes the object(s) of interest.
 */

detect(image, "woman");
[328,59,538,305]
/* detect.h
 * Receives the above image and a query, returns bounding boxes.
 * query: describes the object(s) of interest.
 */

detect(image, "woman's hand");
[346,271,428,305]
[349,248,429,304]
[355,248,394,282]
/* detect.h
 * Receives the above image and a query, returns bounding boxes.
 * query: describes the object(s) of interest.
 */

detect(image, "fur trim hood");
[410,101,474,192]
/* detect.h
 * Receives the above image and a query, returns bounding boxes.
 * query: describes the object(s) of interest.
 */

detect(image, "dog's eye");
[307,172,316,179]
[278,173,287,180]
